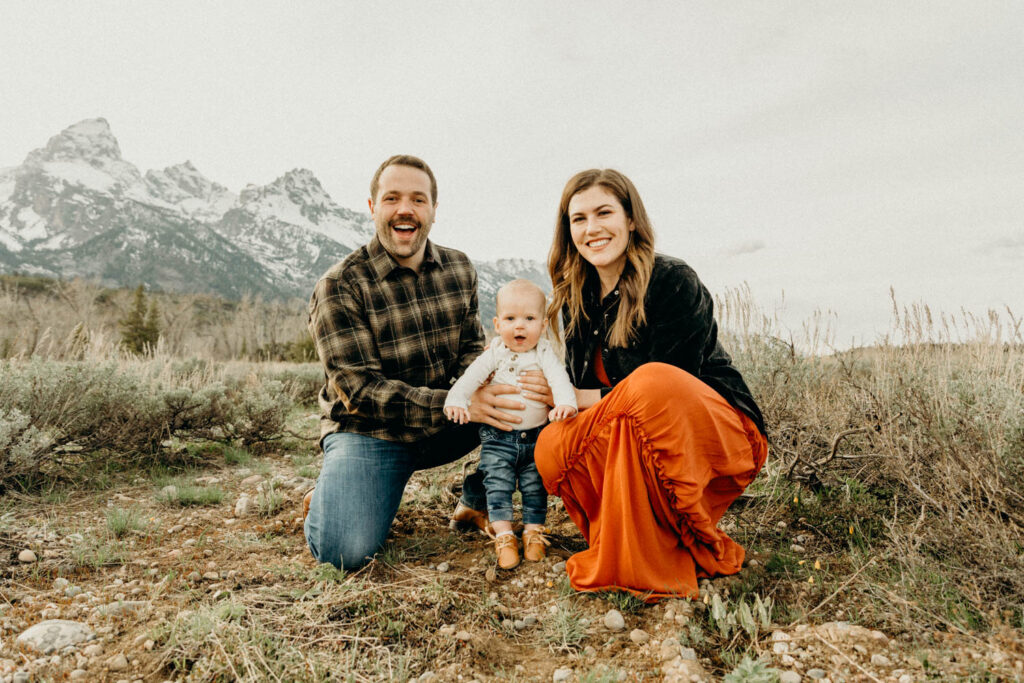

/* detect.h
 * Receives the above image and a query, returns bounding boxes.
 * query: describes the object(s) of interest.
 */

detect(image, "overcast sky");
[2,1,1021,347]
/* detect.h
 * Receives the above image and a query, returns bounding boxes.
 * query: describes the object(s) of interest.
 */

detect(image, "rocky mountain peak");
[26,118,123,165]
[145,160,230,201]
[239,168,332,208]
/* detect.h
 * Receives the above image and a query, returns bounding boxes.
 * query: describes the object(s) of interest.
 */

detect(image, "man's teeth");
[394,224,416,232]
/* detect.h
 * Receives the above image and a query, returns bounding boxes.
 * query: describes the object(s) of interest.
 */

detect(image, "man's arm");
[453,270,485,376]
[309,275,446,427]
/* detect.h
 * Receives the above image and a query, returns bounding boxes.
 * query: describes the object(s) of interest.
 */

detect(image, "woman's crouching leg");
[303,432,413,570]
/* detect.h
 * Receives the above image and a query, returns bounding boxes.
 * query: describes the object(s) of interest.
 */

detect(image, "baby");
[445,279,577,569]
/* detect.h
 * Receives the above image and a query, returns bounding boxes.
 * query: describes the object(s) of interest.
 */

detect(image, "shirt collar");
[367,237,444,280]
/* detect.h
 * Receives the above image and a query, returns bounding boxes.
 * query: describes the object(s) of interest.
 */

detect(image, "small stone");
[603,609,626,631]
[436,562,450,573]
[747,558,760,568]
[806,669,827,679]
[168,524,184,533]
[629,628,650,644]
[869,629,889,643]
[871,653,892,667]
[70,670,89,680]
[523,615,537,626]
[773,641,789,654]
[234,495,253,517]
[455,630,471,642]
[781,655,796,665]
[187,571,202,582]
[777,521,788,529]
[663,608,676,622]
[772,630,791,641]
[551,561,566,574]
[484,567,497,582]
[144,639,155,651]
[779,672,802,683]
[417,673,438,683]
[84,644,104,657]
[18,549,37,563]
[438,625,456,637]
[14,672,30,683]
[790,544,805,553]
[108,653,129,670]
[159,485,178,499]
[553,667,573,682]
[514,620,527,630]
[853,644,867,655]
[660,637,681,661]
[241,474,263,486]
[898,675,913,683]
[53,577,70,590]
[65,586,83,598]
[679,647,697,661]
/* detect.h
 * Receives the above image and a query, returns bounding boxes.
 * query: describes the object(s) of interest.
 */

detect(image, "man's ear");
[367,198,375,215]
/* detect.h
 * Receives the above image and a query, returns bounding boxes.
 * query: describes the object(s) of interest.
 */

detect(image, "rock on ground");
[15,620,94,654]
[603,609,625,631]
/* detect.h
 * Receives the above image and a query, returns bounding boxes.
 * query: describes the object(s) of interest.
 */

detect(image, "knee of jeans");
[306,521,381,570]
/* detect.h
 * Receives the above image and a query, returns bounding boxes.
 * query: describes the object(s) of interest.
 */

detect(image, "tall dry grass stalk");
[717,285,1024,623]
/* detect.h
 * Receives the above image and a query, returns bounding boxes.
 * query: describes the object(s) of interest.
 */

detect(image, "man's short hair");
[369,155,438,204]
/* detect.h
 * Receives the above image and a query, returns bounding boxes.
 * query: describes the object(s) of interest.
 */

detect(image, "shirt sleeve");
[538,341,578,409]
[308,275,446,428]
[646,268,715,376]
[444,345,498,410]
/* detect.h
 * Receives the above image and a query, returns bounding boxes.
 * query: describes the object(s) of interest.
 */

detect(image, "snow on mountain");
[24,117,143,190]
[144,161,236,221]
[235,169,374,250]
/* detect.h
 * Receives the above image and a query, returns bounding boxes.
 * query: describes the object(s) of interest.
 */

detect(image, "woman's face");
[567,185,635,278]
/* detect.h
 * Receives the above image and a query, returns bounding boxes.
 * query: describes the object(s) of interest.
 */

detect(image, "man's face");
[369,164,436,269]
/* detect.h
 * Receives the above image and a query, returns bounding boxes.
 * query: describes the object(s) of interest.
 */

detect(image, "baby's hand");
[548,405,577,422]
[445,406,470,424]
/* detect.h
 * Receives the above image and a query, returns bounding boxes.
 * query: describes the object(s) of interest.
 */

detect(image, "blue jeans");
[478,425,547,526]
[304,425,485,570]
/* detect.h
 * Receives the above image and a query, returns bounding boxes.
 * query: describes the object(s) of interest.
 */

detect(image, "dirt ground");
[2,443,1022,682]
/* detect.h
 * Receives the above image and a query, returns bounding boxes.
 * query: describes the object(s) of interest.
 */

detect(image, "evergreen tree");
[120,285,159,355]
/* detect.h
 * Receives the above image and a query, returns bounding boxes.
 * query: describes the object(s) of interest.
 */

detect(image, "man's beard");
[376,214,432,260]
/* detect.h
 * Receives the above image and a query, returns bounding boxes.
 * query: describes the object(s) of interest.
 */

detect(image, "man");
[304,154,548,569]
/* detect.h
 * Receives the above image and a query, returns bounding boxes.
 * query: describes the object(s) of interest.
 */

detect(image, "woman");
[535,169,768,599]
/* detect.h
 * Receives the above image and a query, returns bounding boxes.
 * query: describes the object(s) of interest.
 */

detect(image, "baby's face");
[493,293,547,353]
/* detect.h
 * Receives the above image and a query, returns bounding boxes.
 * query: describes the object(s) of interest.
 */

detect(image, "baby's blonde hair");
[496,279,547,315]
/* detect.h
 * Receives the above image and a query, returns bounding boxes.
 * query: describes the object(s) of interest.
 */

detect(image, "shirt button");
[593,330,599,335]
[511,354,518,361]
[521,432,528,439]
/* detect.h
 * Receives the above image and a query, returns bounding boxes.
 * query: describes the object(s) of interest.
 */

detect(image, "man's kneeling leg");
[303,432,413,570]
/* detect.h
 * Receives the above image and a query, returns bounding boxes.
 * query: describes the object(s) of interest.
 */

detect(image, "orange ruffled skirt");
[535,362,768,600]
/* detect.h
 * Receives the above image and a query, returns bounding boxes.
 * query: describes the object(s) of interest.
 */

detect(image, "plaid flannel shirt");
[308,237,484,444]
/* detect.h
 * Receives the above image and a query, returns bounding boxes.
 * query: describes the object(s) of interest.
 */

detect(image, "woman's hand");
[517,370,554,406]
[468,383,524,431]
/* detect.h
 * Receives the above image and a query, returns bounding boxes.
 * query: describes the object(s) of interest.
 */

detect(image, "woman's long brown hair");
[546,169,656,348]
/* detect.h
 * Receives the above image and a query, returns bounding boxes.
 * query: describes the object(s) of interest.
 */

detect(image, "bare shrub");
[0,358,296,490]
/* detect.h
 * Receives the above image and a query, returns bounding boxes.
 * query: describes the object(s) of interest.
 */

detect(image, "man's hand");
[548,404,577,422]
[517,370,554,407]
[468,383,525,431]
[444,405,470,424]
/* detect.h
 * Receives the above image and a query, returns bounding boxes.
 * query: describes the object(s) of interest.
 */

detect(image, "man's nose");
[396,198,415,214]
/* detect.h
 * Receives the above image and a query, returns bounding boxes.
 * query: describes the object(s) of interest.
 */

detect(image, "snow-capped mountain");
[0,118,546,313]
